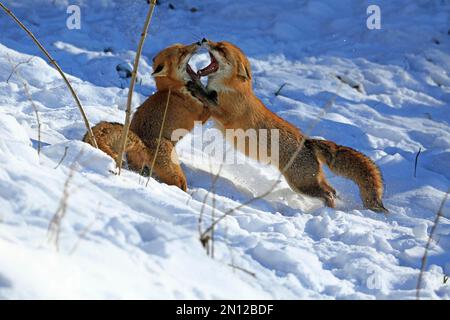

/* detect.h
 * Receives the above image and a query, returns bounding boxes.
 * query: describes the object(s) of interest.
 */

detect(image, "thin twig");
[146,89,171,187]
[336,75,363,93]
[138,163,146,185]
[225,224,235,268]
[201,83,342,240]
[23,81,42,155]
[416,187,450,300]
[211,165,218,259]
[228,263,257,278]
[274,83,287,96]
[117,0,157,174]
[54,146,69,169]
[6,56,33,83]
[414,147,422,178]
[186,190,196,206]
[6,54,41,155]
[0,2,97,148]
[48,150,84,251]
[198,162,223,252]
[200,161,223,257]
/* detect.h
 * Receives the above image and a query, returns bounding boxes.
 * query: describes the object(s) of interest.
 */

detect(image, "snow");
[0,0,449,299]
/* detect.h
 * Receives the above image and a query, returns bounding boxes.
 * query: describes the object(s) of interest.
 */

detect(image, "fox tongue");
[186,64,199,81]
[197,52,219,76]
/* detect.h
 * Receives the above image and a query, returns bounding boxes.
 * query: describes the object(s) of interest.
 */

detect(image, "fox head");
[151,42,200,91]
[198,39,252,91]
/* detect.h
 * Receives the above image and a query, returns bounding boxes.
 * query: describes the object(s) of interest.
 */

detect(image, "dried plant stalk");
[48,150,84,251]
[0,2,98,148]
[146,89,171,187]
[117,0,157,174]
[416,188,449,299]
[6,55,41,155]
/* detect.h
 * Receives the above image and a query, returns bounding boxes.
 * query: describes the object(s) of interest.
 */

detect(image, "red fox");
[84,42,216,191]
[82,121,157,176]
[189,39,387,212]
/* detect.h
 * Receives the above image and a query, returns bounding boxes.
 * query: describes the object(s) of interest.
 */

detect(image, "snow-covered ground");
[0,0,449,299]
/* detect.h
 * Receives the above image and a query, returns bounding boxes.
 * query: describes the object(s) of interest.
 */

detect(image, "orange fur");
[84,43,211,191]
[198,40,386,212]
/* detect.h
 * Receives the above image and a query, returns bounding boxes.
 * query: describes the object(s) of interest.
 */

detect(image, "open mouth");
[197,52,219,77]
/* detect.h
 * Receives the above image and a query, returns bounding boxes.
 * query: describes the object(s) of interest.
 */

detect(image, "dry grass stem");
[117,0,158,174]
[0,2,97,148]
[146,88,171,187]
[54,146,69,169]
[416,187,449,299]
[6,54,42,155]
[414,147,422,178]
[48,150,84,251]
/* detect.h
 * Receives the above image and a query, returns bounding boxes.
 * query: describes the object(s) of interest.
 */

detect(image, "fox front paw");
[186,81,218,106]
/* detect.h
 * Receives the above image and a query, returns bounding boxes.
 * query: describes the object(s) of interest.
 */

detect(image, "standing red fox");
[189,39,387,212]
[84,42,216,191]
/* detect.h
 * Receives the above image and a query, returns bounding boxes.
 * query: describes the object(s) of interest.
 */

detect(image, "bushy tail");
[309,139,387,213]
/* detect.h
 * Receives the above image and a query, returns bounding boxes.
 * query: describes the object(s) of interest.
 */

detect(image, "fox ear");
[237,62,251,81]
[152,63,167,77]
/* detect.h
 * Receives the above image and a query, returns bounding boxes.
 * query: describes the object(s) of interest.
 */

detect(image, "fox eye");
[152,57,156,63]
[153,64,164,73]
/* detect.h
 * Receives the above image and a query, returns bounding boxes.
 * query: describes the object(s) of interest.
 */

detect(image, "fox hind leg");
[293,181,337,208]
[138,137,188,192]
[284,151,337,208]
